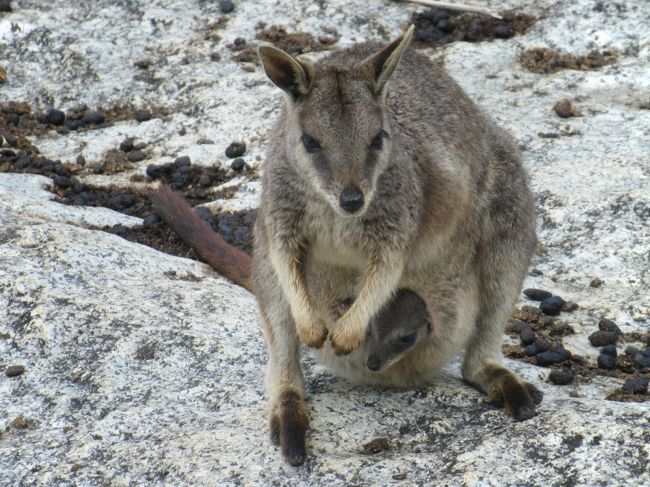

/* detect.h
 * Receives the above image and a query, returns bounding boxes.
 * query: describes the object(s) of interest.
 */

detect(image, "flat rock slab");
[1,0,649,485]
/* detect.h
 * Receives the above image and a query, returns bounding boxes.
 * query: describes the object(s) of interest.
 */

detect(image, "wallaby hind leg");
[462,243,542,420]
[260,303,310,465]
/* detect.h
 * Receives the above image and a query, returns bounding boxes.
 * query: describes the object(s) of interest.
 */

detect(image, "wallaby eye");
[301,133,321,153]
[399,332,417,345]
[370,129,387,150]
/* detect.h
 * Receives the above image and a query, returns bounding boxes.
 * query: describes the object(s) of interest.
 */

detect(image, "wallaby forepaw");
[330,325,363,356]
[296,318,328,349]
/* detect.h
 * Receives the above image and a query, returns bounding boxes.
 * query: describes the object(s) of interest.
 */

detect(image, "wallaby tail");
[152,185,254,292]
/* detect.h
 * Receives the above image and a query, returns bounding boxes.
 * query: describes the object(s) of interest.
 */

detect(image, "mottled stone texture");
[1,0,649,485]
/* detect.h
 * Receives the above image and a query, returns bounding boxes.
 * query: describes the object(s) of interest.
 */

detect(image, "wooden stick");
[397,0,503,19]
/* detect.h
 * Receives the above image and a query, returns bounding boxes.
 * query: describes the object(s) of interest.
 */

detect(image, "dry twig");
[396,0,503,19]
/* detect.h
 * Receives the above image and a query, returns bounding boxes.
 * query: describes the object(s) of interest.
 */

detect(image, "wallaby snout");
[339,185,365,214]
[366,355,382,372]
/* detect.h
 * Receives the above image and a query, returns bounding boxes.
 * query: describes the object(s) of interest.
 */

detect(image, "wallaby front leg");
[269,239,328,348]
[330,251,404,355]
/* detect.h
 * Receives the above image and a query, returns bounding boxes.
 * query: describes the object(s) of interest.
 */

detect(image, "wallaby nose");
[367,356,382,372]
[339,186,364,214]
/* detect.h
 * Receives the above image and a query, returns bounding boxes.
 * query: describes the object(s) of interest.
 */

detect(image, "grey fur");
[254,29,540,464]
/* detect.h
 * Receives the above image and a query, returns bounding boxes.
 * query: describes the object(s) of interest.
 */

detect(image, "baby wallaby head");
[339,288,431,372]
[258,27,414,217]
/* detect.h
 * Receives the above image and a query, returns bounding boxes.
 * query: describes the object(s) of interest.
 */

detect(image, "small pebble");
[392,473,407,481]
[5,365,25,377]
[523,288,552,301]
[220,0,234,13]
[540,296,565,316]
[598,318,622,335]
[549,369,574,385]
[197,138,214,145]
[127,150,146,162]
[621,378,648,395]
[174,156,191,167]
[553,99,581,118]
[120,138,135,152]
[520,326,535,346]
[225,141,246,158]
[39,108,65,126]
[589,278,603,288]
[133,142,147,150]
[82,110,105,125]
[601,344,617,357]
[494,25,514,39]
[134,109,152,122]
[536,352,565,367]
[597,353,616,370]
[588,330,618,347]
[230,157,247,172]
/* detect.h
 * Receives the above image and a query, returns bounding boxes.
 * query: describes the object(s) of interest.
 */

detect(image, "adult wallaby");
[253,24,540,465]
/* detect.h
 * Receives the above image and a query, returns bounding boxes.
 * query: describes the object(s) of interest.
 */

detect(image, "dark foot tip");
[513,406,536,421]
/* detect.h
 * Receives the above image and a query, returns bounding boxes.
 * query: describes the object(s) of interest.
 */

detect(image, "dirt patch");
[411,7,536,47]
[1,99,256,261]
[232,24,336,64]
[520,48,618,74]
[361,437,390,455]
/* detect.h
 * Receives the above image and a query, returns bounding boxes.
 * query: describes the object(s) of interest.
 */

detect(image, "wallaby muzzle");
[339,185,364,214]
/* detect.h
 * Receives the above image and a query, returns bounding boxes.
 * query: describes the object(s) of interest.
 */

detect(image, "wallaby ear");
[258,45,314,100]
[358,25,415,94]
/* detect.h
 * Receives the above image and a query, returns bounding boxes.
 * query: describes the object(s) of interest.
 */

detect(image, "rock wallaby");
[155,24,541,466]
[254,24,540,465]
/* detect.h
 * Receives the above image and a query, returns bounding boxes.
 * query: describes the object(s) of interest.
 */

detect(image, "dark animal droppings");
[589,331,618,347]
[536,352,566,367]
[120,138,135,152]
[494,25,514,39]
[82,110,105,125]
[523,288,553,301]
[598,318,622,335]
[39,108,66,126]
[549,369,574,385]
[134,109,152,122]
[230,157,247,172]
[225,141,246,158]
[220,0,234,13]
[174,156,191,167]
[601,344,617,357]
[520,326,536,345]
[127,150,146,163]
[540,296,565,316]
[622,378,648,394]
[5,365,25,377]
[597,354,616,370]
